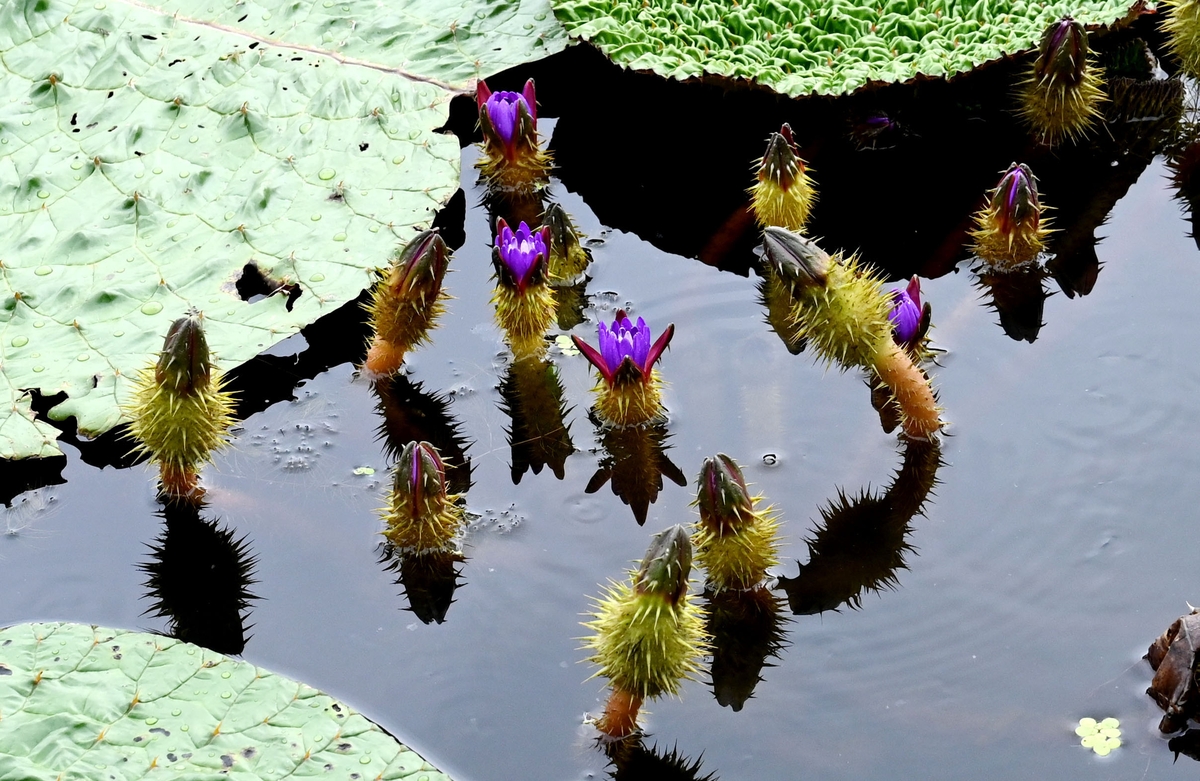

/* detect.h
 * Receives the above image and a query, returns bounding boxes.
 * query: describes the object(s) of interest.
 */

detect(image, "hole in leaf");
[235,263,302,312]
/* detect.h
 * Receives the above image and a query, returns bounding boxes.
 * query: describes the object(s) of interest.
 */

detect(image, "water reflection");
[498,356,574,484]
[603,736,716,780]
[704,586,788,712]
[380,547,464,625]
[974,264,1050,344]
[776,436,942,615]
[140,498,258,655]
[586,420,687,526]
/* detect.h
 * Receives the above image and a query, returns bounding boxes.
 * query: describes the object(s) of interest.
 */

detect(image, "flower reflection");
[380,547,465,625]
[704,586,787,712]
[498,356,575,484]
[586,419,687,526]
[776,436,942,615]
[141,497,258,655]
[974,264,1050,344]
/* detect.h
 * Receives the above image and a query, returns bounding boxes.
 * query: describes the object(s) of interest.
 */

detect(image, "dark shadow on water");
[141,498,258,655]
[704,586,789,712]
[498,357,574,485]
[0,455,66,507]
[379,545,465,626]
[776,436,943,615]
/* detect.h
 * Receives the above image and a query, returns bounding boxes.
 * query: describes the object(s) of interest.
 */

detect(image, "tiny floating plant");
[363,229,450,379]
[749,123,816,232]
[691,454,781,592]
[492,218,556,359]
[970,163,1052,269]
[126,310,236,500]
[582,525,708,739]
[381,441,465,555]
[1076,717,1122,756]
[476,78,552,194]
[1018,17,1106,146]
[573,311,675,428]
[761,228,942,440]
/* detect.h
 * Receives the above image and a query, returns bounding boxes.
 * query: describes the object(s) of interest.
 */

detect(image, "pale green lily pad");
[353,466,376,475]
[0,621,453,780]
[0,0,567,460]
[554,334,580,356]
[551,0,1143,97]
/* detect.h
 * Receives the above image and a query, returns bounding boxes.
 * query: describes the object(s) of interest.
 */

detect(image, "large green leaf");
[0,622,453,780]
[551,0,1141,97]
[0,0,567,459]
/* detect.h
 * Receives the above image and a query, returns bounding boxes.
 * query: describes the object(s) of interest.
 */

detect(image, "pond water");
[5,37,1200,781]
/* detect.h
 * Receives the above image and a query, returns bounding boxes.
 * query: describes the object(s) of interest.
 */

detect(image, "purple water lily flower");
[888,276,923,346]
[494,218,549,291]
[572,310,675,385]
[476,79,538,155]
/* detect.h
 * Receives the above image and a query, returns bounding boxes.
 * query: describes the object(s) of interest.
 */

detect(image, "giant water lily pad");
[0,0,567,459]
[0,621,453,780]
[551,0,1143,96]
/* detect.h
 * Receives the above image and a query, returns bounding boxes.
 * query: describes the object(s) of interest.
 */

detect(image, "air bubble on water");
[762,453,779,466]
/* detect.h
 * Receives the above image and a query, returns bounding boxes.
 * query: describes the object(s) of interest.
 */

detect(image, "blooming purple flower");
[476,79,538,153]
[494,218,549,290]
[572,310,675,385]
[888,276,923,346]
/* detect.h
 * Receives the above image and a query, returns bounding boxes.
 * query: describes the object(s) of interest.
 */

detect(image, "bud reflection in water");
[776,436,942,615]
[499,356,574,484]
[603,735,716,781]
[373,374,472,496]
[141,498,258,655]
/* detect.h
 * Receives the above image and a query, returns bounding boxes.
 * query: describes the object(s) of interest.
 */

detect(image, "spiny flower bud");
[761,226,830,287]
[1018,17,1105,146]
[692,455,781,592]
[970,163,1051,267]
[696,454,755,534]
[364,230,450,378]
[126,310,236,499]
[749,124,817,231]
[382,441,464,554]
[1162,0,1200,80]
[582,525,708,737]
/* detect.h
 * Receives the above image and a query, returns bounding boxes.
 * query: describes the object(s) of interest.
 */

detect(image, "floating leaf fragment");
[1076,717,1122,755]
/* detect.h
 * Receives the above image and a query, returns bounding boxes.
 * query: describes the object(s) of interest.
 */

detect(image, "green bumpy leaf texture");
[551,0,1139,96]
[0,0,567,459]
[0,622,454,781]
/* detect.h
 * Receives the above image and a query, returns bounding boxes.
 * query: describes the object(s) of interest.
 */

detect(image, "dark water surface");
[6,49,1200,780]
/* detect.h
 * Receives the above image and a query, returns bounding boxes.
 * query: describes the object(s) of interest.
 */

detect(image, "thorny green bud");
[155,310,212,396]
[697,454,756,534]
[761,227,830,286]
[394,440,449,517]
[757,123,804,192]
[633,524,693,605]
[387,230,448,301]
[1035,17,1089,88]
